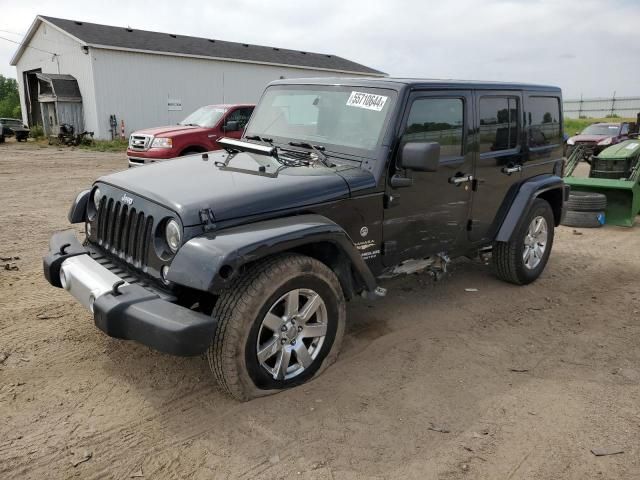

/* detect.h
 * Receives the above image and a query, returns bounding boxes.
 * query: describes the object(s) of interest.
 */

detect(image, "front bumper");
[127,149,175,167]
[127,156,160,167]
[43,230,216,356]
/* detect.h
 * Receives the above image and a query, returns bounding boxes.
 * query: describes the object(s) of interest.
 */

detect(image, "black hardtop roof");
[270,77,561,93]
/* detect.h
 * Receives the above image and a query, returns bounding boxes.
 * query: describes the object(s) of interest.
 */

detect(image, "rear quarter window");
[528,96,561,147]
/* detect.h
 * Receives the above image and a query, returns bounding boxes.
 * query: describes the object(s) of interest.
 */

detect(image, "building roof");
[11,16,384,76]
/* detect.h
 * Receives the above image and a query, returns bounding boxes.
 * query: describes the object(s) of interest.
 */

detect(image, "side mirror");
[224,120,240,132]
[400,141,440,172]
[574,131,580,136]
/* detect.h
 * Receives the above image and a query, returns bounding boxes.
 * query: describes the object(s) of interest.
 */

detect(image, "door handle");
[449,174,474,185]
[502,165,522,175]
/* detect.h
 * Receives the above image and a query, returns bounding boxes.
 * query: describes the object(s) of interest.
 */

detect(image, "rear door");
[469,91,523,242]
[382,90,474,266]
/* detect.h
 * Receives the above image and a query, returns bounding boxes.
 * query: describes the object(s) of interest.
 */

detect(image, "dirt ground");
[1,139,639,480]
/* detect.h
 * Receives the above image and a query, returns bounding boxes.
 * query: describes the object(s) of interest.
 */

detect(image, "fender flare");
[67,189,90,224]
[495,174,569,243]
[166,214,378,294]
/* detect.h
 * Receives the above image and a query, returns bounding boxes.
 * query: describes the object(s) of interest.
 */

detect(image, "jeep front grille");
[96,196,154,269]
[129,134,152,151]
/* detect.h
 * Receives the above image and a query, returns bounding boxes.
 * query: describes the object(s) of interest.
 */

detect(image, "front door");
[382,91,474,266]
[469,91,524,242]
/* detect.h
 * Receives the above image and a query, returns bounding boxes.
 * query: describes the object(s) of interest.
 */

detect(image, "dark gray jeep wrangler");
[44,78,568,400]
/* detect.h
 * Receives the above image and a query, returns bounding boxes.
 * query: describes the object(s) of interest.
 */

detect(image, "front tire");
[208,253,346,401]
[493,198,555,285]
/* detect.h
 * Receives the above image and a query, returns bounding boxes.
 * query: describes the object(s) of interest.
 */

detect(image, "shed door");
[40,103,57,136]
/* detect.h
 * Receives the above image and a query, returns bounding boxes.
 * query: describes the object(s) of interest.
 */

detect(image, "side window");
[402,97,464,160]
[621,123,629,135]
[528,96,561,147]
[479,97,519,154]
[226,108,253,129]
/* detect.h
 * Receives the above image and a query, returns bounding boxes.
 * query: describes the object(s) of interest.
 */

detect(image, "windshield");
[2,119,23,127]
[581,124,620,136]
[245,85,396,154]
[179,106,227,128]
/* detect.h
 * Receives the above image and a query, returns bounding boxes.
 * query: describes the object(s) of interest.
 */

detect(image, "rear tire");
[561,210,605,228]
[208,253,346,401]
[565,191,607,212]
[493,198,555,285]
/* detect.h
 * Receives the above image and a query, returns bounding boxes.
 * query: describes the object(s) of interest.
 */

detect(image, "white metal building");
[11,16,384,139]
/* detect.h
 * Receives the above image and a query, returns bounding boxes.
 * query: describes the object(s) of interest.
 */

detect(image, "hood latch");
[199,208,216,232]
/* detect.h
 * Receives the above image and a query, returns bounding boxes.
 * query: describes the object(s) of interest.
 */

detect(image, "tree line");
[0,74,21,119]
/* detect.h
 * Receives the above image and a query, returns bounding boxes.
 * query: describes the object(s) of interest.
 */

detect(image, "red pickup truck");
[127,104,254,167]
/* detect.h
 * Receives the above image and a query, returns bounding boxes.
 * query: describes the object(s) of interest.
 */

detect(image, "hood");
[569,134,611,143]
[133,125,208,137]
[596,140,640,159]
[98,150,361,226]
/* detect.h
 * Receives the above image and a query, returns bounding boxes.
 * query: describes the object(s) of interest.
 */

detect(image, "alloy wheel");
[523,215,548,270]
[256,288,328,380]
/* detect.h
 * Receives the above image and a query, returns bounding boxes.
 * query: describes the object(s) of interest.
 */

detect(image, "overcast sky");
[1,0,638,99]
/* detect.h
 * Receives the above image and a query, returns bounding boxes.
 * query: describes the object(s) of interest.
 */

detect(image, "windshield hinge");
[199,208,216,232]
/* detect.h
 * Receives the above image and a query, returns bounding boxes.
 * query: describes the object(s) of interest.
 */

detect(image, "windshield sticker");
[625,142,639,150]
[346,91,388,111]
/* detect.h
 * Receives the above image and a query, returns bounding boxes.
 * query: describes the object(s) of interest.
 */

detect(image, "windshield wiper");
[288,141,332,167]
[245,135,273,143]
[288,141,325,151]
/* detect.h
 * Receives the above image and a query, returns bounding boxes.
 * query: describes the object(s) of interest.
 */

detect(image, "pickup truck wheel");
[179,147,205,157]
[493,198,555,285]
[207,253,346,401]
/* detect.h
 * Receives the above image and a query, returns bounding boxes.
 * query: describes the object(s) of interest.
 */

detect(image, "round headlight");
[93,187,102,208]
[165,219,182,253]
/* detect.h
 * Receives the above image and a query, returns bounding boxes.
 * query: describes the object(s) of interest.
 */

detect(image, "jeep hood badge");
[121,193,134,205]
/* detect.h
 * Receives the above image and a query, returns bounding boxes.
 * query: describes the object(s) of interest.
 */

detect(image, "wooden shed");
[35,73,84,136]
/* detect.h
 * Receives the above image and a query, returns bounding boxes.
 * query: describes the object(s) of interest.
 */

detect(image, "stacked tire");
[561,191,607,228]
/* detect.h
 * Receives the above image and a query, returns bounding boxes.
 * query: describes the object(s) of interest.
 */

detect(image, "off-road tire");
[493,198,555,285]
[207,253,346,401]
[565,191,607,212]
[561,210,605,228]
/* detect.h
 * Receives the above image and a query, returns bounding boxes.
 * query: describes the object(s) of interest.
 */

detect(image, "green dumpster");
[564,140,640,227]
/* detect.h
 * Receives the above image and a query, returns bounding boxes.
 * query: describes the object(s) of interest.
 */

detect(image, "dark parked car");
[127,104,254,167]
[44,78,567,400]
[0,118,30,142]
[566,122,631,158]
